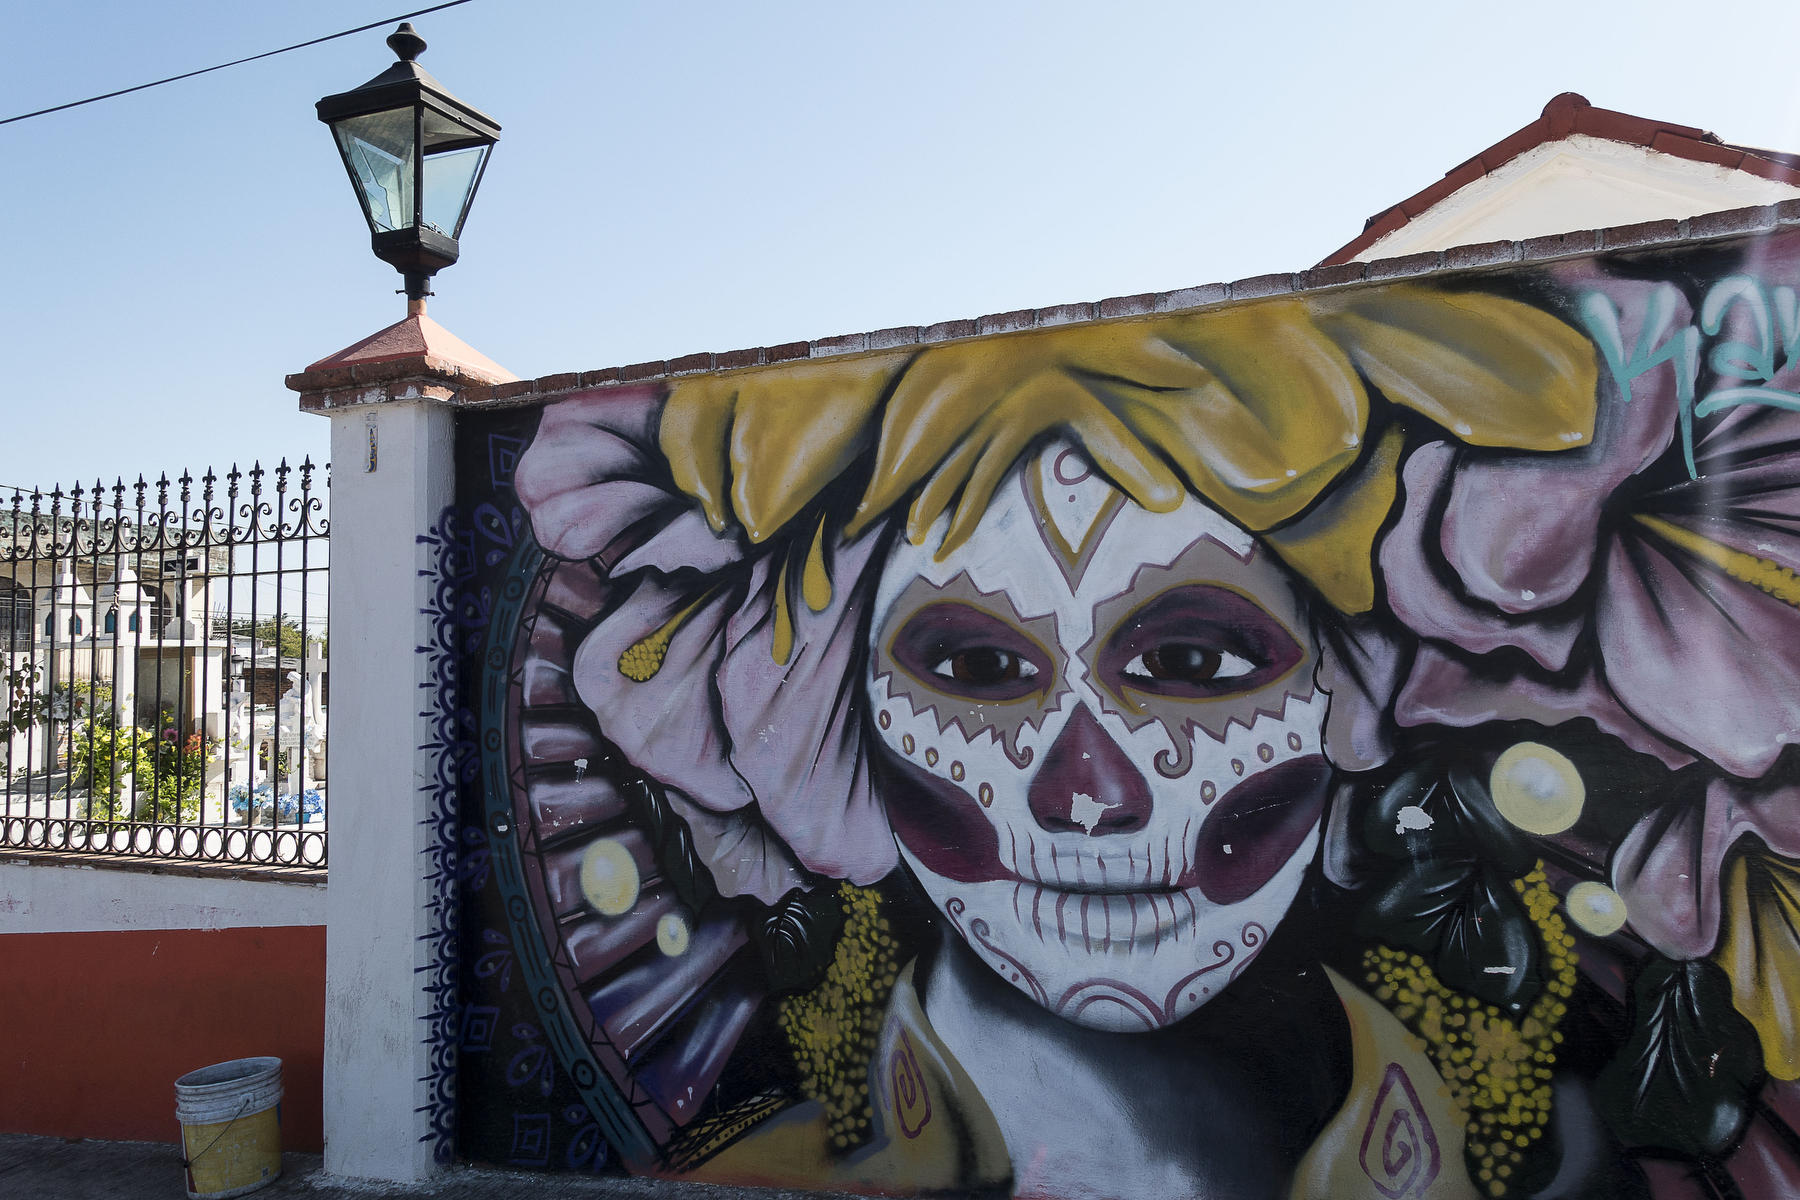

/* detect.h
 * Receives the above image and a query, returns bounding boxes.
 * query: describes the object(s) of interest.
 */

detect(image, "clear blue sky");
[4,0,1799,492]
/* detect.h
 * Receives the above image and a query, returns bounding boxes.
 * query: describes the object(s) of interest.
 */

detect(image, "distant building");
[1322,92,1800,263]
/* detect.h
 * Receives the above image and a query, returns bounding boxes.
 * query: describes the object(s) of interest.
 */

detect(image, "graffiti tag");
[1581,275,1800,478]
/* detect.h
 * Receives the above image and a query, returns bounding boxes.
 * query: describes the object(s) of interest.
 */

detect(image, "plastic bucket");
[174,1057,284,1199]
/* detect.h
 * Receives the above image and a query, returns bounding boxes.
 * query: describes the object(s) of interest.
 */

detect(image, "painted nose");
[1027,706,1152,835]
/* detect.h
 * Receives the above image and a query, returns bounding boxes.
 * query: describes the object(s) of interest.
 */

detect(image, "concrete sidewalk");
[0,1134,837,1199]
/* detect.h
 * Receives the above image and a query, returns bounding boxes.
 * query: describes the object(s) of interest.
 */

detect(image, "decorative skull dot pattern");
[866,442,1328,1032]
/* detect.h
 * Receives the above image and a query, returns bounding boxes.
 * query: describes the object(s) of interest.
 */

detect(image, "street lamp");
[316,23,500,312]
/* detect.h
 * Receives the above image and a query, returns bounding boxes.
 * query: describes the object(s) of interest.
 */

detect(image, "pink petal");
[665,786,809,905]
[571,574,756,815]
[1381,443,1584,670]
[1393,642,1692,769]
[718,529,898,886]
[1315,613,1407,771]
[1597,528,1800,777]
[516,386,742,572]
[1421,268,1682,620]
[1614,776,1800,959]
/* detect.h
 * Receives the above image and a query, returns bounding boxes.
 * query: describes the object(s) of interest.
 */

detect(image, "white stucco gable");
[1356,133,1800,261]
[1322,93,1800,266]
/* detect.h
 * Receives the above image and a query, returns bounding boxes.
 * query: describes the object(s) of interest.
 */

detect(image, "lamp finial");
[386,23,426,63]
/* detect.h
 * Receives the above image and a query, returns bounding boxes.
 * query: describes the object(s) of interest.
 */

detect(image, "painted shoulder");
[679,960,1011,1195]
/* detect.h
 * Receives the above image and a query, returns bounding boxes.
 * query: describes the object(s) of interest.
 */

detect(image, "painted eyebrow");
[878,571,1067,658]
[886,602,1058,689]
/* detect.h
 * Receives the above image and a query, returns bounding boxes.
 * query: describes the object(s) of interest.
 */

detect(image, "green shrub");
[72,703,213,824]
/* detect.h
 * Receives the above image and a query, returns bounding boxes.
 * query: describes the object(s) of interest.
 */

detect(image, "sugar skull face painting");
[868,444,1328,1030]
[465,246,1800,1200]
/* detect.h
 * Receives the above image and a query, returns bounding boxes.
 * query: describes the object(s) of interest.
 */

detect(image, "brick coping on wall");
[287,199,1800,411]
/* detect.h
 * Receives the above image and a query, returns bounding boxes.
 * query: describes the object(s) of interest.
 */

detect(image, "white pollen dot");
[1491,742,1585,835]
[1222,844,1233,855]
[1566,881,1628,936]
[656,912,692,957]
[579,838,640,917]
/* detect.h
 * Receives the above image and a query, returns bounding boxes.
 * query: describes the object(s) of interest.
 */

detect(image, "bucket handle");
[180,1094,254,1170]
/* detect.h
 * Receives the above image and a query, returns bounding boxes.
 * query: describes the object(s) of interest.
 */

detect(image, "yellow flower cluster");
[777,882,902,1149]
[617,634,667,682]
[619,592,713,682]
[1364,864,1577,1198]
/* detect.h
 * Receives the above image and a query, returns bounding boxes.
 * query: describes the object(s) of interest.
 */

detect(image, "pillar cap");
[286,314,518,412]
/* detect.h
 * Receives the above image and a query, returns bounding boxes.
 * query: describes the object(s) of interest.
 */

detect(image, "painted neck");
[916,929,1342,1199]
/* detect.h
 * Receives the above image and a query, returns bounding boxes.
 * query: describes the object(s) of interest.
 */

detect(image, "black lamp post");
[316,23,500,312]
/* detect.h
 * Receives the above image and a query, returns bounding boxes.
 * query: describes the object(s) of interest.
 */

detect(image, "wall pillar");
[288,316,515,1182]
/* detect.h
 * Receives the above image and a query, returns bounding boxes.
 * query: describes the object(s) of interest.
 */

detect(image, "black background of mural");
[451,408,620,1172]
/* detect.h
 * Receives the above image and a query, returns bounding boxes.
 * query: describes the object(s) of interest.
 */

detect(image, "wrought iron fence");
[0,461,329,867]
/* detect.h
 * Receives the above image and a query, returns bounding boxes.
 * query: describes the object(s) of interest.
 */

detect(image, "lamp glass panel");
[332,108,416,232]
[421,145,489,237]
[420,107,480,151]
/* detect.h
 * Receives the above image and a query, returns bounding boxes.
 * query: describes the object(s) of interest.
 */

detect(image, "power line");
[1,0,476,127]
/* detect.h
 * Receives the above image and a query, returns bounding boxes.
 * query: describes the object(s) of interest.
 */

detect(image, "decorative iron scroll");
[0,460,330,867]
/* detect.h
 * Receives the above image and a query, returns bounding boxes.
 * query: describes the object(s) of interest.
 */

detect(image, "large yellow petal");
[664,353,911,543]
[1264,426,1406,614]
[657,283,1598,614]
[1717,850,1800,1081]
[1312,287,1597,452]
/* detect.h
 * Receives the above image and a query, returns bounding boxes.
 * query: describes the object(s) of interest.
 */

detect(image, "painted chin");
[912,853,1302,1032]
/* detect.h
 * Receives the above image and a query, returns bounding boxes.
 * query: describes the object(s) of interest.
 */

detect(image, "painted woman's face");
[866,444,1329,1032]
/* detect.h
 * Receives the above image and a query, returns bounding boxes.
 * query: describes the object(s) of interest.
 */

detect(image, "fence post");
[288,318,515,1181]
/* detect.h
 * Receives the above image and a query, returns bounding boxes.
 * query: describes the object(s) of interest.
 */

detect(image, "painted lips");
[881,751,1332,904]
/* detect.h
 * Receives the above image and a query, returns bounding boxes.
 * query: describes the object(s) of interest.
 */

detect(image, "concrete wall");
[318,397,456,1183]
[437,223,1800,1199]
[0,858,324,933]
[0,856,326,1149]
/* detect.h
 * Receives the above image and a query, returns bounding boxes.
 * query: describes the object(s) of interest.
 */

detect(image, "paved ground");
[0,1134,837,1199]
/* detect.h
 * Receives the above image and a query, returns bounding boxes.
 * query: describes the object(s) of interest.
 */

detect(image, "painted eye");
[1099,584,1304,700]
[1121,644,1255,685]
[889,602,1052,701]
[932,648,1040,686]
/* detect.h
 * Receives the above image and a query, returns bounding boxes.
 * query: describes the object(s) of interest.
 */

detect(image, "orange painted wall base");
[0,926,325,1150]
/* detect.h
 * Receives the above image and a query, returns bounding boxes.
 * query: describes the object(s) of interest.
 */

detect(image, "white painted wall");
[1356,135,1800,261]
[0,857,324,933]
[320,397,454,1184]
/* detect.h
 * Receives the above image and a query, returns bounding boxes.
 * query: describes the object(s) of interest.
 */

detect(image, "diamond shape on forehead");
[1024,445,1128,592]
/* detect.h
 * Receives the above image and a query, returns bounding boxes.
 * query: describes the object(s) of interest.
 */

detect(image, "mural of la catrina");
[461,246,1800,1199]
